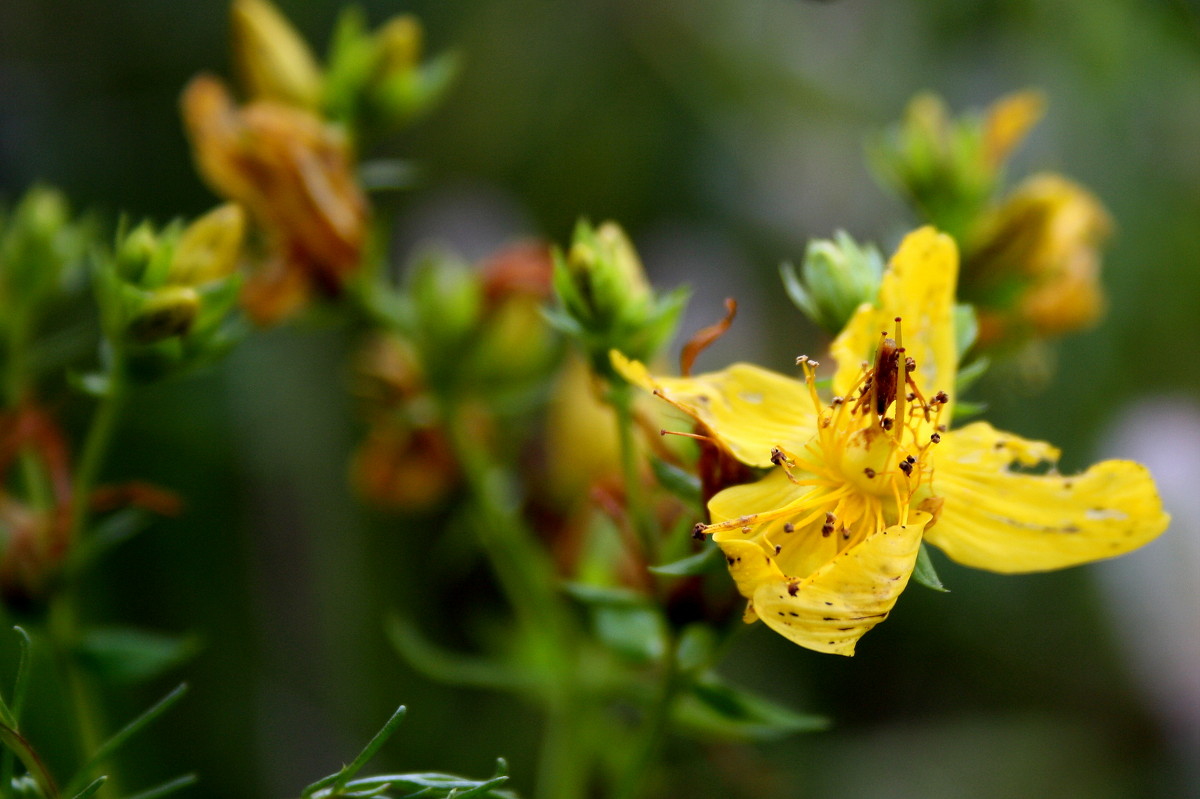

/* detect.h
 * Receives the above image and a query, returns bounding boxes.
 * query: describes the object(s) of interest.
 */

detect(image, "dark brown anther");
[906,392,916,401]
[937,423,948,432]
[770,447,786,466]
[881,417,894,431]
[899,460,913,476]
[821,522,835,537]
[871,337,901,417]
[906,356,917,373]
[933,390,949,404]
[783,522,795,533]
[930,432,942,443]
[831,396,844,406]
[741,526,752,534]
[864,467,876,479]
[905,455,916,464]
[692,523,707,540]
[774,544,782,555]
[787,582,799,597]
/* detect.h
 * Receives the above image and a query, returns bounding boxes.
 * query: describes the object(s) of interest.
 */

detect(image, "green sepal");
[674,674,829,741]
[911,542,949,592]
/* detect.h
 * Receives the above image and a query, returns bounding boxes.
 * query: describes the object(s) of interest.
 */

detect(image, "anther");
[821,522,835,537]
[783,523,795,533]
[905,455,916,464]
[930,432,942,443]
[864,468,876,479]
[933,390,949,404]
[899,460,913,476]
[692,523,708,540]
[741,526,752,534]
[905,357,917,373]
[906,392,916,401]
[831,396,844,406]
[774,545,782,555]
[937,423,948,432]
[787,582,799,597]
[770,447,787,466]
[881,417,894,430]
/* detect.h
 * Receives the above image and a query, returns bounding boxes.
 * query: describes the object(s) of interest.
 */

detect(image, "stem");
[443,404,588,799]
[47,596,108,782]
[66,352,125,549]
[608,382,658,565]
[612,634,682,799]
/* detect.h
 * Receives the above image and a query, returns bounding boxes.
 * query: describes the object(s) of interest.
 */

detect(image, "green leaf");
[955,355,990,394]
[592,605,665,663]
[561,582,648,607]
[385,615,524,691]
[70,776,107,799]
[74,627,200,684]
[954,303,979,359]
[648,545,723,577]
[951,399,988,422]
[118,774,197,799]
[648,458,700,505]
[911,542,949,592]
[674,675,828,742]
[66,684,188,796]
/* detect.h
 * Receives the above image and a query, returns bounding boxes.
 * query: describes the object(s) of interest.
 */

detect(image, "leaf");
[118,774,198,799]
[954,303,979,358]
[911,542,949,592]
[74,627,200,684]
[648,458,700,505]
[70,776,107,799]
[673,675,828,742]
[648,545,724,577]
[561,582,648,607]
[955,355,990,394]
[592,605,665,663]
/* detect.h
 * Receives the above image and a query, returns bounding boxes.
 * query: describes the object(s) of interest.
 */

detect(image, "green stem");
[608,382,658,565]
[66,354,126,549]
[47,596,108,784]
[613,633,682,799]
[443,404,588,799]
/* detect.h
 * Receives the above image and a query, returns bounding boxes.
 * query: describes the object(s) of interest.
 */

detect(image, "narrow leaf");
[71,776,107,799]
[119,773,197,799]
[328,706,407,793]
[648,546,723,577]
[648,458,700,505]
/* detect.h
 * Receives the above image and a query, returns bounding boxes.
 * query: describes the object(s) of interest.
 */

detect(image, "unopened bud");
[169,203,246,285]
[231,0,323,109]
[373,15,422,77]
[126,286,200,344]
[782,230,884,334]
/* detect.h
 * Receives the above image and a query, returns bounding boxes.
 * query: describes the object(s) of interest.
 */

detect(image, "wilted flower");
[965,173,1112,344]
[619,227,1167,655]
[181,74,367,324]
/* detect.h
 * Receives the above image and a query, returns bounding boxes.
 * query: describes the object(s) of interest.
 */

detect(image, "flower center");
[700,318,949,570]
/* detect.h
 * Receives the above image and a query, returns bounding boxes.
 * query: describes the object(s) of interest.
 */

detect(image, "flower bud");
[550,220,687,376]
[231,0,323,109]
[168,203,246,285]
[125,285,201,344]
[781,230,884,334]
[114,222,162,283]
[373,15,422,78]
[0,185,85,302]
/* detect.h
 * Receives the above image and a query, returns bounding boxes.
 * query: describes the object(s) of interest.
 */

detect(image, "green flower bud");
[114,222,162,284]
[550,219,687,376]
[125,285,201,344]
[0,186,87,304]
[781,231,884,334]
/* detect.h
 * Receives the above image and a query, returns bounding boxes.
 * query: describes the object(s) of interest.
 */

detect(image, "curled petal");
[611,351,815,468]
[927,423,1170,572]
[748,511,930,656]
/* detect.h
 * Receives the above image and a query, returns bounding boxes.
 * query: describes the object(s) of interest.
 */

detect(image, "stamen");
[660,429,711,442]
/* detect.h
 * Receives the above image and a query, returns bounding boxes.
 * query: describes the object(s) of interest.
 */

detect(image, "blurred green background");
[2,0,1198,797]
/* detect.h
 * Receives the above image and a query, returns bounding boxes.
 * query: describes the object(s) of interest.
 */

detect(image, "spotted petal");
[611,351,815,468]
[731,510,930,656]
[926,422,1170,572]
[832,227,959,420]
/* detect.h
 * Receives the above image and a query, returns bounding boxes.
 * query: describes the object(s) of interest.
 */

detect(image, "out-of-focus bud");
[550,220,687,378]
[544,354,622,506]
[470,241,561,386]
[405,253,484,389]
[114,222,162,283]
[168,203,246,286]
[965,173,1111,345]
[0,186,89,314]
[181,74,367,324]
[780,230,884,334]
[373,15,422,77]
[125,286,202,344]
[351,423,457,510]
[323,8,457,144]
[869,90,1044,241]
[230,0,323,110]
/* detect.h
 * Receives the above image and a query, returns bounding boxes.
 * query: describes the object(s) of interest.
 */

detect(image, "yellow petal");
[611,351,815,468]
[832,227,959,417]
[749,511,930,656]
[708,467,841,578]
[715,539,787,603]
[927,423,1170,572]
[983,90,1046,169]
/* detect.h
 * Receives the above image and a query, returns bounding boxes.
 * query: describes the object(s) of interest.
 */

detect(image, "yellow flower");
[617,227,1168,656]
